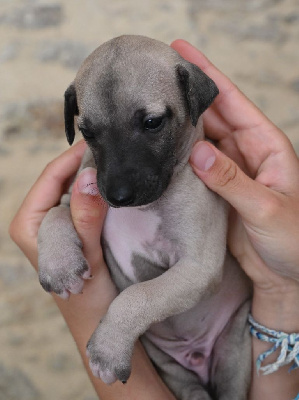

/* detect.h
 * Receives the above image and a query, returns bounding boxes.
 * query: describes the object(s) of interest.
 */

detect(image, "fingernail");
[191,142,216,171]
[77,168,99,195]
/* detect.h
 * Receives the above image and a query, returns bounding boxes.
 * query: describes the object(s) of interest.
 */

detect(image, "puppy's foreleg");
[38,147,95,298]
[87,249,225,384]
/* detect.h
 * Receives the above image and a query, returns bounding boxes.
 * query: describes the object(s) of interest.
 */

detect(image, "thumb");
[190,141,273,223]
[70,167,108,264]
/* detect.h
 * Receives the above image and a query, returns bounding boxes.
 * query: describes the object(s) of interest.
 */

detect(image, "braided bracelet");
[248,314,299,375]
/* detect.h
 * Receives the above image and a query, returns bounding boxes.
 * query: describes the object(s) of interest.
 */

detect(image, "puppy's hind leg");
[210,300,252,400]
[141,336,213,400]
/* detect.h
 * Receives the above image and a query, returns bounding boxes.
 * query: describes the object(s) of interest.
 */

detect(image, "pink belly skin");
[145,260,249,384]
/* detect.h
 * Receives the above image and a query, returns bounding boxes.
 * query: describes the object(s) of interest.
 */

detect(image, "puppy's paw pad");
[88,358,131,385]
[86,326,132,384]
[89,361,117,385]
[57,289,70,300]
[38,249,90,297]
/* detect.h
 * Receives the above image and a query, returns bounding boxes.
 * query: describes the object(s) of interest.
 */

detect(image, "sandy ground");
[0,0,298,399]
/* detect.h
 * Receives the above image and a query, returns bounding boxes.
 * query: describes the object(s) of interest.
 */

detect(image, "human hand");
[172,40,299,296]
[172,43,299,399]
[10,140,174,400]
[10,139,117,306]
[10,140,87,269]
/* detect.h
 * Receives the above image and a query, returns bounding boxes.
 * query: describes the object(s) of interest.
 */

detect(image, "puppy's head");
[64,35,218,207]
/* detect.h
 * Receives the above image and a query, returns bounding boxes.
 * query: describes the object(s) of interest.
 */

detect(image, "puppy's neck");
[174,117,205,175]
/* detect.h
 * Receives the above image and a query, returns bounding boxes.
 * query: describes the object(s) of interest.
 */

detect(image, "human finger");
[9,140,86,265]
[70,168,108,270]
[190,141,278,224]
[171,39,268,131]
[24,140,86,215]
[201,106,231,142]
[171,40,299,180]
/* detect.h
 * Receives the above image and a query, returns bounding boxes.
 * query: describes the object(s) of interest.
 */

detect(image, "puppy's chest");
[102,207,179,282]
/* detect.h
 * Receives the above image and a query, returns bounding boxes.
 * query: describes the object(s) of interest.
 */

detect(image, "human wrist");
[251,283,299,332]
[249,284,299,398]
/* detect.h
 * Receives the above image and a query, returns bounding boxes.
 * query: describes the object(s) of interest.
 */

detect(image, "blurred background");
[0,0,298,399]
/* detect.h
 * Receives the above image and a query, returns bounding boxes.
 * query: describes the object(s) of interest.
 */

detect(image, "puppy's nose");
[106,184,135,207]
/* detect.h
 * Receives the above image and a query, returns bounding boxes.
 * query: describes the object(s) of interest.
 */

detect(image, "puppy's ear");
[176,62,219,127]
[64,83,79,145]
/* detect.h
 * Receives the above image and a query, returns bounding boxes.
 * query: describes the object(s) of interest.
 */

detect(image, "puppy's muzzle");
[102,172,164,208]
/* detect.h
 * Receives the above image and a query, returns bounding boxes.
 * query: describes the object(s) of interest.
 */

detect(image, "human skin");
[10,40,299,399]
[172,40,299,399]
[9,140,175,400]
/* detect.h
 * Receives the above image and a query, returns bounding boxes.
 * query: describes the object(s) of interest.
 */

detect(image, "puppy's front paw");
[38,236,91,299]
[86,319,133,385]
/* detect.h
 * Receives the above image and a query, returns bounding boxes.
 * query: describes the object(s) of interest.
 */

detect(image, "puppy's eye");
[80,128,94,138]
[143,117,164,132]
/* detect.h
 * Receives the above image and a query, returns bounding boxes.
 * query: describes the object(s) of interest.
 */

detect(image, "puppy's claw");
[68,279,84,294]
[82,268,92,279]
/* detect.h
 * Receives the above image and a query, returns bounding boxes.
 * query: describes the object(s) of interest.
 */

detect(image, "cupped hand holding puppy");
[172,40,299,400]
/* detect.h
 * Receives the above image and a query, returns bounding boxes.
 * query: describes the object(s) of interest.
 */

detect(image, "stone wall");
[0,1,298,399]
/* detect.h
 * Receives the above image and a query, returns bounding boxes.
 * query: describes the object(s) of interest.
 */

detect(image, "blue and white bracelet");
[248,314,299,375]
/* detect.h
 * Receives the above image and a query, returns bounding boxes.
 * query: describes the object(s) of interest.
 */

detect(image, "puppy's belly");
[103,207,179,282]
[146,259,250,384]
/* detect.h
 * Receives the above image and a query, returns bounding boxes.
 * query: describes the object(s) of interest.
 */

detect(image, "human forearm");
[249,284,299,400]
[33,244,175,400]
[27,250,175,400]
[54,278,175,400]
